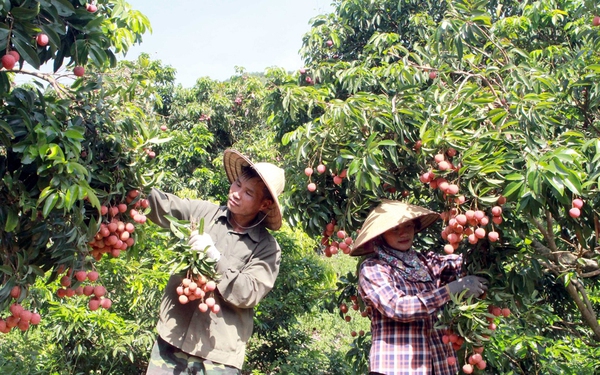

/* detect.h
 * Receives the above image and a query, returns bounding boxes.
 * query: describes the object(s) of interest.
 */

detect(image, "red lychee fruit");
[8,50,20,61]
[569,207,580,218]
[36,33,49,47]
[74,66,85,77]
[1,54,16,70]
[572,198,583,209]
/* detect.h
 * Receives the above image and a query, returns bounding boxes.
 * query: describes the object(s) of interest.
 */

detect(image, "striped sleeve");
[359,258,450,322]
[425,251,463,285]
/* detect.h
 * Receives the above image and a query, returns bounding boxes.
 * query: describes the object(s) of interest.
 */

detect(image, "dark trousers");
[146,336,240,375]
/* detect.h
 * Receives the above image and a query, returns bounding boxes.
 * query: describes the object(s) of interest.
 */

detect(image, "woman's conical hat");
[350,199,440,256]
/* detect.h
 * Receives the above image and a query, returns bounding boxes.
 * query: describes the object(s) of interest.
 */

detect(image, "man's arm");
[217,235,281,309]
[146,188,212,227]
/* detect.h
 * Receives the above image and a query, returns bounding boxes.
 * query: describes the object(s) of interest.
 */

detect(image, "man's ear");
[260,198,274,212]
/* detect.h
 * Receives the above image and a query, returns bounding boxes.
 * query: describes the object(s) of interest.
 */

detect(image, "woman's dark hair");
[388,218,423,232]
[239,166,273,201]
[413,218,423,231]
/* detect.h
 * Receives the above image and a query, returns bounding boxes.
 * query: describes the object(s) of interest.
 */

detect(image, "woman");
[350,200,487,375]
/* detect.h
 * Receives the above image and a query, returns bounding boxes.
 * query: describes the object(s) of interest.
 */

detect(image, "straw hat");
[223,149,285,231]
[350,199,440,256]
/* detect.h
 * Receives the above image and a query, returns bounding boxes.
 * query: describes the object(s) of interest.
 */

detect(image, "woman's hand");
[446,276,488,298]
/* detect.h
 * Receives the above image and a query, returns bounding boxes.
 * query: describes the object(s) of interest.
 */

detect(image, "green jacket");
[147,188,281,369]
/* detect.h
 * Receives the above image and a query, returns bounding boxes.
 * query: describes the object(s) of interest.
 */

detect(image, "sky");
[123,0,333,87]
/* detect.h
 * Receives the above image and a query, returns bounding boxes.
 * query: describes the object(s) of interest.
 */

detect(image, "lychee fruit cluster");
[176,275,220,314]
[88,189,148,260]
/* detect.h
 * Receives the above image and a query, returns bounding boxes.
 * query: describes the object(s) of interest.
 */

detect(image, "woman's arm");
[359,259,450,322]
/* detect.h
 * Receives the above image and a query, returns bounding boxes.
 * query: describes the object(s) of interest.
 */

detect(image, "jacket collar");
[217,207,263,242]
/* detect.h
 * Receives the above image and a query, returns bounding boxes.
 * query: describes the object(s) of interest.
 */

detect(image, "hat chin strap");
[229,211,268,230]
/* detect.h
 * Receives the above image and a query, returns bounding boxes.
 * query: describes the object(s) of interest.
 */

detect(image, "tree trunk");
[562,276,600,341]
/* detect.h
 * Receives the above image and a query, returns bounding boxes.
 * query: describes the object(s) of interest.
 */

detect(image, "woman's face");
[381,220,416,251]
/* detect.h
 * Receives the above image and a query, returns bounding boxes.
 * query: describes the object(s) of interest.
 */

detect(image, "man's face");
[381,220,416,252]
[227,176,272,218]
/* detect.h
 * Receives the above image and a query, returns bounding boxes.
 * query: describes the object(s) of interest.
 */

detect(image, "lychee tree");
[265,0,600,372]
[0,0,165,331]
[153,68,270,199]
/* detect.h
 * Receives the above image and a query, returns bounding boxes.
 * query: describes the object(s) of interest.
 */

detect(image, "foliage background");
[2,0,600,374]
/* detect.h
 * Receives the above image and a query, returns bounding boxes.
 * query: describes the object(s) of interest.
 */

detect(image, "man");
[145,149,285,375]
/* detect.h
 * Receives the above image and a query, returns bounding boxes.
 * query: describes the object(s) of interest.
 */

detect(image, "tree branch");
[538,257,600,340]
[529,212,600,341]
[581,269,600,278]
[6,69,74,99]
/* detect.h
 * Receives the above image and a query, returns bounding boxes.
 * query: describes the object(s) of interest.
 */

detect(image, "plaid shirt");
[358,248,462,375]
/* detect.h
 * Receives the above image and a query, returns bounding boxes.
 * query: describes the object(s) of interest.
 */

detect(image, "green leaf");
[562,171,582,196]
[147,136,173,145]
[40,24,63,48]
[11,31,41,69]
[66,162,89,176]
[45,144,66,161]
[88,44,108,67]
[38,186,54,203]
[471,97,495,104]
[0,265,13,276]
[164,215,190,227]
[489,110,507,125]
[198,218,205,234]
[73,39,89,64]
[586,64,600,73]
[0,119,15,138]
[4,208,18,232]
[87,214,98,239]
[502,181,523,200]
[10,3,40,20]
[165,217,186,239]
[504,173,524,181]
[377,140,396,147]
[545,174,564,195]
[64,129,85,140]
[281,132,292,146]
[29,265,45,277]
[42,193,59,217]
[64,184,78,210]
[0,23,9,41]
[50,0,75,17]
[85,187,100,210]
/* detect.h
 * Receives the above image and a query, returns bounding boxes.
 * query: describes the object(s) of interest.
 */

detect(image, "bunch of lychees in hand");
[164,216,221,314]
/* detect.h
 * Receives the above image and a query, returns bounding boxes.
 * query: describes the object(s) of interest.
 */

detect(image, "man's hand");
[446,276,488,298]
[188,230,221,262]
